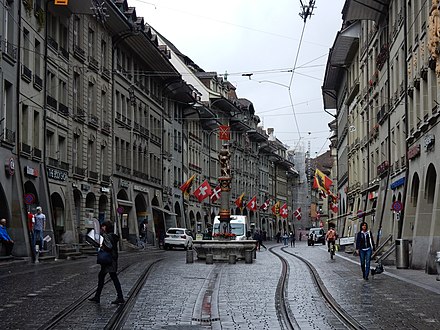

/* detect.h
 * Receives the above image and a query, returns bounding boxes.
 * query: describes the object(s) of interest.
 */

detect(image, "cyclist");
[325,226,338,253]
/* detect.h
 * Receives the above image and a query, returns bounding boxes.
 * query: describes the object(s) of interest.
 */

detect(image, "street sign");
[392,201,403,212]
[24,193,35,205]
[117,206,124,214]
[357,210,364,218]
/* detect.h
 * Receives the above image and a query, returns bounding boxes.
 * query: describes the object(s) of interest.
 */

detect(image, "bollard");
[229,254,236,264]
[436,251,440,281]
[206,254,214,264]
[253,249,257,259]
[186,249,194,264]
[244,250,253,264]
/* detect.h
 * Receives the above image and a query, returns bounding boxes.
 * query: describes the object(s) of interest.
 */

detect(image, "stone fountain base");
[192,240,257,261]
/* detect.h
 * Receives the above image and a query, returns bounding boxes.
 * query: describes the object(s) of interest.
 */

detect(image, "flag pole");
[218,143,232,235]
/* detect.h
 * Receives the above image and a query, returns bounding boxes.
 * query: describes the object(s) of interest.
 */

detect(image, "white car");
[164,228,193,250]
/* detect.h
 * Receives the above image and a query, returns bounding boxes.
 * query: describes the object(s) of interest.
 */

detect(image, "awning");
[342,0,390,23]
[151,205,177,216]
[117,199,133,207]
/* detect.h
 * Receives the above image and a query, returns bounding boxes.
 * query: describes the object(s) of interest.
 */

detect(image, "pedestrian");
[0,218,14,256]
[325,226,337,252]
[355,222,375,280]
[299,232,302,241]
[282,232,289,246]
[139,219,147,243]
[32,206,46,252]
[258,230,267,250]
[276,231,281,243]
[289,232,295,247]
[89,221,125,304]
[253,230,261,251]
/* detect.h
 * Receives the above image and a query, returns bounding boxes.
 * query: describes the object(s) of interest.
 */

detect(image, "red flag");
[235,193,245,208]
[218,125,230,140]
[280,203,288,218]
[294,207,302,221]
[246,196,257,211]
[330,202,338,213]
[193,180,212,202]
[260,199,270,211]
[314,169,333,193]
[210,185,221,203]
[271,201,280,215]
[179,174,196,194]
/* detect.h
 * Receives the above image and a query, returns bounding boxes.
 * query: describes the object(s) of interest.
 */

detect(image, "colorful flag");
[271,201,280,215]
[330,202,339,214]
[246,196,257,211]
[211,185,221,203]
[260,199,270,211]
[314,169,333,193]
[179,174,196,194]
[193,180,212,202]
[294,207,302,221]
[235,193,245,208]
[280,203,288,218]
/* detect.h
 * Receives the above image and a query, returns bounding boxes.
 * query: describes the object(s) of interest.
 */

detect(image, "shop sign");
[407,144,420,160]
[47,168,68,181]
[81,184,90,191]
[5,157,15,176]
[101,187,110,193]
[120,179,129,188]
[390,177,405,190]
[25,166,39,177]
[424,134,435,151]
[134,184,148,193]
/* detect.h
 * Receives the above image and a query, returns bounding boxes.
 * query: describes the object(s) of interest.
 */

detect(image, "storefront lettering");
[47,168,68,181]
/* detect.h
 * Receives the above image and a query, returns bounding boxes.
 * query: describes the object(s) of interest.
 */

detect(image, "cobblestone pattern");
[295,244,440,329]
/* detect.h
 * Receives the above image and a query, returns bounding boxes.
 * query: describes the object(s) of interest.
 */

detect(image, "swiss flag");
[294,207,302,221]
[246,196,257,211]
[210,185,221,203]
[280,203,288,219]
[218,125,230,140]
[193,180,212,202]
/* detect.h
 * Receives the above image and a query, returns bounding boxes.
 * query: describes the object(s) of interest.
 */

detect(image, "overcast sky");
[131,0,345,156]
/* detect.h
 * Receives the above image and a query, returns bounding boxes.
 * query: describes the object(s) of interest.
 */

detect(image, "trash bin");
[395,239,409,269]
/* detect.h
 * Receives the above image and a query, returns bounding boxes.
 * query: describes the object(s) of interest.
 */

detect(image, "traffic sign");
[357,210,364,218]
[24,193,35,205]
[392,201,403,212]
[117,206,124,214]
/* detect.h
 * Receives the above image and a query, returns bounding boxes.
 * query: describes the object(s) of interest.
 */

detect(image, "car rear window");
[167,229,184,235]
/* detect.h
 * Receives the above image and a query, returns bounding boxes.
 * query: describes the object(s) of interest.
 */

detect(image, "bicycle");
[329,242,336,259]
[135,238,146,250]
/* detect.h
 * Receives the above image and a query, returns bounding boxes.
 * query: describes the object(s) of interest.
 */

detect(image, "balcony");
[73,45,85,62]
[73,166,86,178]
[88,170,99,182]
[21,64,32,83]
[101,174,111,184]
[377,160,389,177]
[33,74,43,91]
[88,114,99,128]
[20,142,32,155]
[102,121,111,135]
[88,56,99,72]
[3,39,17,62]
[32,148,42,160]
[101,67,111,81]
[47,36,59,52]
[0,127,15,146]
[60,46,69,60]
[58,103,69,116]
[74,107,86,122]
[47,95,58,110]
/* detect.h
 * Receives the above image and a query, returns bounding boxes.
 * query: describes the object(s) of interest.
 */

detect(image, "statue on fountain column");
[219,144,231,178]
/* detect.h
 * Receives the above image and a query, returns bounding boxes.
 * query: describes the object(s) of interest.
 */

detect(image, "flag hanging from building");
[235,193,245,208]
[280,203,288,218]
[210,185,221,203]
[218,125,231,140]
[193,180,212,202]
[314,169,333,193]
[330,202,338,214]
[271,201,280,215]
[246,196,257,211]
[294,207,302,221]
[179,174,196,194]
[260,199,270,211]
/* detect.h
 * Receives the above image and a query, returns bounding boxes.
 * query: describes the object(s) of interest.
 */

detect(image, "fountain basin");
[193,240,257,261]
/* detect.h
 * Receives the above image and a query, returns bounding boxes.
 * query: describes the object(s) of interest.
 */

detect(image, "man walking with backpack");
[325,226,337,252]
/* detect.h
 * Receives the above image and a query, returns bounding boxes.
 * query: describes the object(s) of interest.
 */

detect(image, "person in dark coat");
[89,221,125,304]
[355,222,375,280]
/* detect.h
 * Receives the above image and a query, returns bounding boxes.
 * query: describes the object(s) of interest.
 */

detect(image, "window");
[88,28,95,58]
[58,135,66,162]
[88,82,96,115]
[34,40,41,78]
[58,79,67,106]
[73,16,81,48]
[101,39,107,68]
[46,130,55,158]
[73,72,82,112]
[23,29,30,67]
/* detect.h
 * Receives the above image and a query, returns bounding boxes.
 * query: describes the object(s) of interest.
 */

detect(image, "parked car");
[164,228,193,250]
[307,228,326,246]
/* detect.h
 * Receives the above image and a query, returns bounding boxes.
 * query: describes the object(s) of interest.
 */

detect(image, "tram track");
[38,258,162,330]
[277,247,367,330]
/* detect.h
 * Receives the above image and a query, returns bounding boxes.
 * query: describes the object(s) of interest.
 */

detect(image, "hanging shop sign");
[423,134,435,151]
[390,177,405,190]
[25,166,39,177]
[120,179,129,188]
[5,157,15,176]
[407,144,420,160]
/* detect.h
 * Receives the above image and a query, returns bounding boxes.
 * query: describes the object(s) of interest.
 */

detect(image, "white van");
[212,215,250,240]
